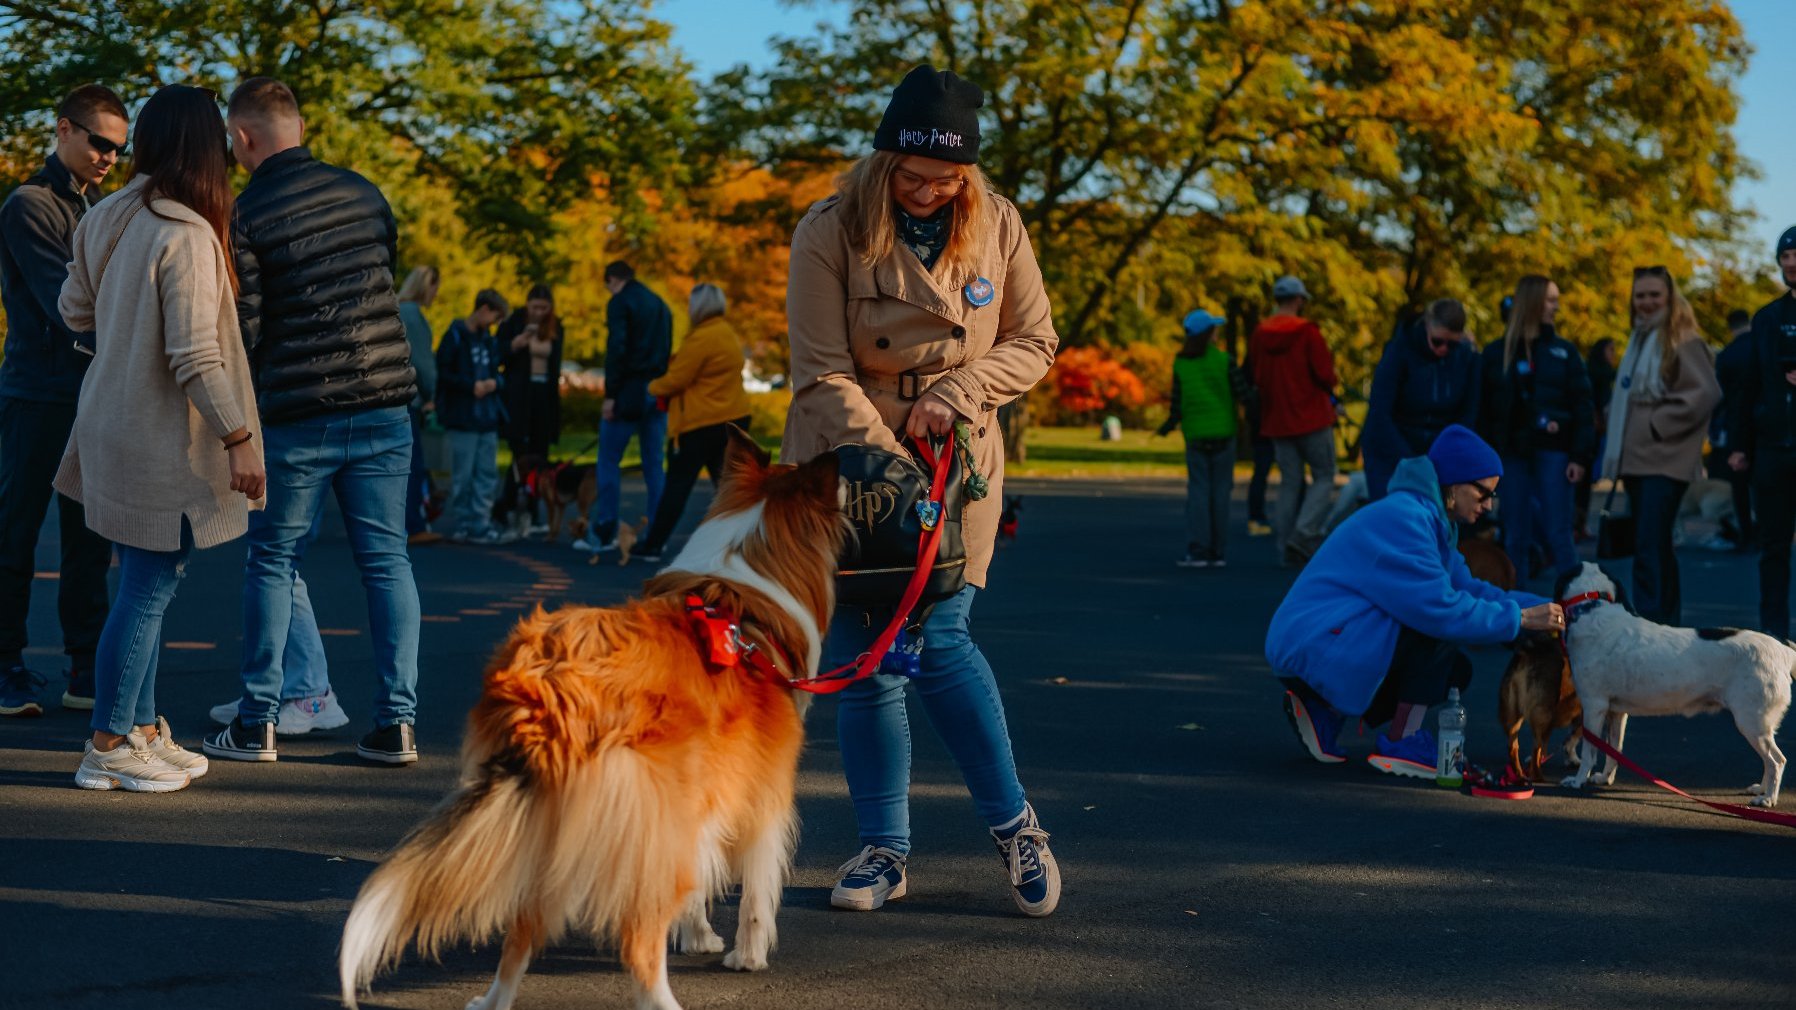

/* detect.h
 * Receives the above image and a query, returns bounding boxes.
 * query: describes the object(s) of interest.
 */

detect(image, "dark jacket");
[604,279,671,421]
[1709,332,1751,448]
[1246,314,1337,439]
[1362,320,1481,461]
[231,147,415,425]
[0,156,93,403]
[399,301,437,413]
[497,309,562,445]
[435,319,505,433]
[1725,292,1796,457]
[1478,324,1595,464]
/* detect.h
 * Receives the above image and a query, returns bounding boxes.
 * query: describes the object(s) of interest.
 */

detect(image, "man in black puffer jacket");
[204,78,423,769]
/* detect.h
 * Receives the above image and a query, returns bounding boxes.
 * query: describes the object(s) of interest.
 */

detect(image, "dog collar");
[1559,591,1614,625]
[683,594,797,685]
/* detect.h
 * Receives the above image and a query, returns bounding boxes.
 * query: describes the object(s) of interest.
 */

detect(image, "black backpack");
[833,438,967,607]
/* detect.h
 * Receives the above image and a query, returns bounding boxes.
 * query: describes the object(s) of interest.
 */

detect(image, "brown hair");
[836,150,994,282]
[1501,275,1552,372]
[226,77,300,125]
[1426,298,1466,334]
[57,84,127,127]
[129,85,237,294]
[525,283,559,342]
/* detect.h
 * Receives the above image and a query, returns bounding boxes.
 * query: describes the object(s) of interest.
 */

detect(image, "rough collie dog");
[1556,563,1796,807]
[339,429,845,1010]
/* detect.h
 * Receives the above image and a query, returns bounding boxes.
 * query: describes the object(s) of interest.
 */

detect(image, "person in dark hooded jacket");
[1361,298,1480,500]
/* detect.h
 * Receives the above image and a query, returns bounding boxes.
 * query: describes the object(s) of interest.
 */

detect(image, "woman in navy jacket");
[1269,426,1561,777]
[1478,275,1594,582]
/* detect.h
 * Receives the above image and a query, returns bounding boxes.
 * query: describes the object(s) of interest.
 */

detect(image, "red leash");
[1553,592,1796,828]
[687,435,953,696]
[1576,729,1796,829]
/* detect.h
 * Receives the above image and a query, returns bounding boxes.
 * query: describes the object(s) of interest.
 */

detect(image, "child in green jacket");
[1158,310,1250,567]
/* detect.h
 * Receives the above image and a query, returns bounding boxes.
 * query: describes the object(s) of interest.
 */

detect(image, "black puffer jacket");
[1478,323,1595,464]
[231,147,415,425]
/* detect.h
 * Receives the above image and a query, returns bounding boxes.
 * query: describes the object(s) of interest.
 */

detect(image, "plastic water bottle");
[1436,688,1466,787]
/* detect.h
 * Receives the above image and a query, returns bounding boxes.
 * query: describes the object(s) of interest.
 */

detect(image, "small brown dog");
[1499,633,1583,781]
[517,456,596,543]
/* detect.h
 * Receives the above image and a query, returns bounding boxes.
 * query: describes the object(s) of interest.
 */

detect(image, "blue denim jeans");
[1501,450,1579,581]
[588,410,667,542]
[1624,475,1688,625]
[239,407,420,727]
[447,428,499,537]
[827,586,1028,853]
[91,523,191,735]
[284,573,330,700]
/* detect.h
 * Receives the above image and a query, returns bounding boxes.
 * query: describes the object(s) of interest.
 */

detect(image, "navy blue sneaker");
[62,664,95,711]
[1368,728,1438,779]
[991,803,1060,917]
[0,663,45,717]
[830,845,907,911]
[1283,690,1346,764]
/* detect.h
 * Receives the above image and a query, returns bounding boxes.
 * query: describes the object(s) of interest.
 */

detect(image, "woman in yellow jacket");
[635,283,751,562]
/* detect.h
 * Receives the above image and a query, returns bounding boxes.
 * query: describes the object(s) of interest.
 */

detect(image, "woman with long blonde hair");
[781,65,1061,917]
[1478,275,1594,582]
[1603,266,1721,622]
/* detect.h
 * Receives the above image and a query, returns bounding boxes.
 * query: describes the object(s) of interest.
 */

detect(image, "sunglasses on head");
[68,118,128,158]
[1633,265,1669,278]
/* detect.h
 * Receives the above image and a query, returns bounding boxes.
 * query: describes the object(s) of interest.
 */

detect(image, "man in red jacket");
[1248,276,1341,564]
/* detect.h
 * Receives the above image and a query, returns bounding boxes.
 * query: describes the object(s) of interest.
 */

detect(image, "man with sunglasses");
[1361,298,1481,501]
[0,85,128,718]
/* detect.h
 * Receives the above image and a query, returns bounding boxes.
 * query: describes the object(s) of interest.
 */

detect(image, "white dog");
[1556,563,1795,807]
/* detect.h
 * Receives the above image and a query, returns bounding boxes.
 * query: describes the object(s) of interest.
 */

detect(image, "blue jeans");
[91,523,191,735]
[588,410,666,542]
[1501,450,1579,581]
[827,586,1028,853]
[404,411,431,535]
[239,407,420,728]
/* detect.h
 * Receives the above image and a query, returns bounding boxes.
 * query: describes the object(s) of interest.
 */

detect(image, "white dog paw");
[722,947,769,972]
[1749,794,1778,809]
[674,928,725,955]
[1560,775,1585,790]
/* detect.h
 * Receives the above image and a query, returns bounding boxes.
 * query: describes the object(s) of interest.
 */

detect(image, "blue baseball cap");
[1182,309,1225,336]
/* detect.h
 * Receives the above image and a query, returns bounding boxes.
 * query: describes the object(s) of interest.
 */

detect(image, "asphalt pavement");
[2,476,1793,1010]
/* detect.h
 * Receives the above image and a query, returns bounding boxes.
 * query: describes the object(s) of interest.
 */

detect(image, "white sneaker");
[830,845,908,911]
[146,716,209,779]
[571,536,616,554]
[75,732,191,793]
[209,689,350,736]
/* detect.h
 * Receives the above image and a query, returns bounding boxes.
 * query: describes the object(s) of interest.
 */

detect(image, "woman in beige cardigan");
[1601,267,1722,624]
[781,66,1061,917]
[60,86,265,793]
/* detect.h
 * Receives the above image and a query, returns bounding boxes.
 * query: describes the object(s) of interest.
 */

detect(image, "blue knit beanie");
[1427,424,1502,485]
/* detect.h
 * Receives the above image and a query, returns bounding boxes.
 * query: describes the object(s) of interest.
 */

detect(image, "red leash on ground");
[1576,729,1796,829]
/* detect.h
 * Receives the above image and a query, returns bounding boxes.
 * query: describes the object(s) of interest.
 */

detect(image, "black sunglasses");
[1469,481,1498,504]
[68,118,128,158]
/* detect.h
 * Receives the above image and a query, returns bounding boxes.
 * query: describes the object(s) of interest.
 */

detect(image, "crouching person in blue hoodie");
[1266,425,1566,777]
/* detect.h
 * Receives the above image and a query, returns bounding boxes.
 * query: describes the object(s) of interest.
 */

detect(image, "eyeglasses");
[893,168,966,198]
[68,118,128,159]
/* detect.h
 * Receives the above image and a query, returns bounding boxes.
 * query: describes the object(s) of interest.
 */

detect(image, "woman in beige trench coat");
[780,65,1061,917]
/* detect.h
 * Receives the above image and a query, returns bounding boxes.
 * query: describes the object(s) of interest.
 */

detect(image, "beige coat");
[54,178,263,552]
[1615,337,1721,482]
[780,194,1059,586]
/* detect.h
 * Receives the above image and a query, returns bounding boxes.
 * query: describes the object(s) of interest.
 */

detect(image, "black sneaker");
[62,664,95,711]
[202,717,279,762]
[0,662,45,717]
[357,723,418,765]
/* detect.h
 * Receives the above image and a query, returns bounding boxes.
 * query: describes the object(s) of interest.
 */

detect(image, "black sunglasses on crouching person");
[68,118,128,159]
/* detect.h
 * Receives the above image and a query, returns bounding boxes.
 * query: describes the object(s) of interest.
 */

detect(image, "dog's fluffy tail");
[338,768,536,1008]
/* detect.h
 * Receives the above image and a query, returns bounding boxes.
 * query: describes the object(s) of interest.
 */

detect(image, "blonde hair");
[1501,275,1552,372]
[1631,268,1702,383]
[836,150,994,282]
[689,283,727,327]
[397,265,439,304]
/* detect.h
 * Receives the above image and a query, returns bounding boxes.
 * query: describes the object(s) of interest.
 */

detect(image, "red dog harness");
[684,436,954,695]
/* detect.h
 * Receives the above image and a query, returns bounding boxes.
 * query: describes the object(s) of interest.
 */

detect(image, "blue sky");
[662,0,1794,257]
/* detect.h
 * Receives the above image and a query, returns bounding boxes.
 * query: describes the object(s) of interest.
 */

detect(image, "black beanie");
[1779,225,1796,260]
[873,65,983,165]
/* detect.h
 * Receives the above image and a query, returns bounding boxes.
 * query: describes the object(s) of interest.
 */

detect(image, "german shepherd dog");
[503,454,598,543]
[340,429,846,1010]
